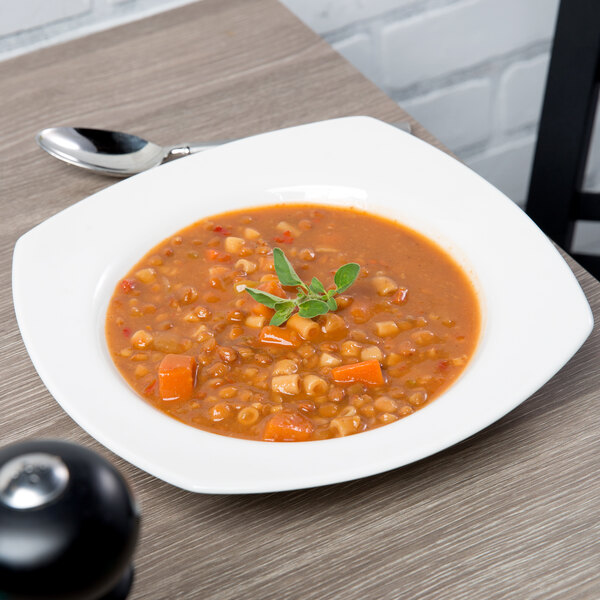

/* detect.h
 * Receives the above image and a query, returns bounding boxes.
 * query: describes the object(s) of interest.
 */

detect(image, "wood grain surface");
[0,1,598,598]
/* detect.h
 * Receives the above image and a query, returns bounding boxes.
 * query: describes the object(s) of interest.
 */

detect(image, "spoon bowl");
[36,127,219,177]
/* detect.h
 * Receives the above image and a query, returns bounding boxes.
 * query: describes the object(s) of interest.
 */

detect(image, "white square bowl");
[13,117,593,493]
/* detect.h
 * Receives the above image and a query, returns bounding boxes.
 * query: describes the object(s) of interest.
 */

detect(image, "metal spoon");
[35,127,223,177]
[36,122,412,178]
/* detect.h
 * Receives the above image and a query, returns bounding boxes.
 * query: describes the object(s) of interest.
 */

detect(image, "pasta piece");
[272,359,298,376]
[271,374,300,395]
[237,407,260,426]
[135,268,156,283]
[209,266,228,278]
[330,415,361,437]
[372,276,398,296]
[218,386,237,399]
[299,248,315,261]
[321,314,347,336]
[302,375,328,396]
[408,391,428,406]
[375,321,399,337]
[319,352,342,367]
[184,305,211,323]
[245,315,265,328]
[385,353,403,366]
[341,340,362,357]
[411,330,436,346]
[287,314,319,340]
[210,403,231,422]
[153,334,187,353]
[131,330,153,349]
[134,365,149,378]
[243,227,261,240]
[361,346,383,362]
[318,403,338,418]
[235,258,257,274]
[234,280,258,293]
[276,221,301,237]
[378,413,398,424]
[224,236,245,254]
[374,396,397,412]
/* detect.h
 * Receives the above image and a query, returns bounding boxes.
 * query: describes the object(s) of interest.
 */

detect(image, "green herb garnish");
[245,247,360,326]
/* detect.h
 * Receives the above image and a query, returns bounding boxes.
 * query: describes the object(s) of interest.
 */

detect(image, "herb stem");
[245,247,360,326]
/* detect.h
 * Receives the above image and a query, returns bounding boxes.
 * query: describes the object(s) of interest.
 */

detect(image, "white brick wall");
[401,79,493,152]
[466,136,537,203]
[380,0,558,90]
[0,0,91,37]
[284,0,415,33]
[0,0,198,58]
[332,34,375,81]
[2,0,600,251]
[283,0,563,207]
[498,54,549,133]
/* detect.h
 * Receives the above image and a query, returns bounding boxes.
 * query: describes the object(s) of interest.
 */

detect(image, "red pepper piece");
[391,287,409,304]
[143,379,157,395]
[274,230,294,244]
[120,278,136,293]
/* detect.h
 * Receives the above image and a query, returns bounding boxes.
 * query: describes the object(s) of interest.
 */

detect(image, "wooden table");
[1,1,598,598]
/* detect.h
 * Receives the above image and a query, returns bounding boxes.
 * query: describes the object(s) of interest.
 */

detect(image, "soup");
[106,205,480,441]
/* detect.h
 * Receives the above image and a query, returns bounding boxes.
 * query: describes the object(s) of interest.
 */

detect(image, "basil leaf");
[309,277,326,295]
[326,296,337,311]
[333,263,360,294]
[245,287,287,308]
[273,247,303,287]
[298,299,329,319]
[270,302,296,326]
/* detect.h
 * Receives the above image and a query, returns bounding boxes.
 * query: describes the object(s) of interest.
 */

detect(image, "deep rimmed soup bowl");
[12,117,592,493]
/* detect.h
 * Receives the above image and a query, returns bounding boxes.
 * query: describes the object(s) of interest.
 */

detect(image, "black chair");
[526,0,600,279]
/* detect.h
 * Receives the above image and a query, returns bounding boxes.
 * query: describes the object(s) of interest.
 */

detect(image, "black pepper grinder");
[0,440,140,600]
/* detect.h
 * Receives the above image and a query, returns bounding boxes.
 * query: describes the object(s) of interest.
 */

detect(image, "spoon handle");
[186,142,226,154]
[164,142,225,161]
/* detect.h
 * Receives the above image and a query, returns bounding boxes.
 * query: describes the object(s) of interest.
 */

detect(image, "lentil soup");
[105,205,480,441]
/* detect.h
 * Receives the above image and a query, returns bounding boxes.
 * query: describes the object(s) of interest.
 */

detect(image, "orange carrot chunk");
[263,412,314,442]
[259,325,301,348]
[205,249,231,262]
[250,280,287,317]
[158,354,197,401]
[252,303,275,319]
[258,279,287,298]
[331,359,384,386]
